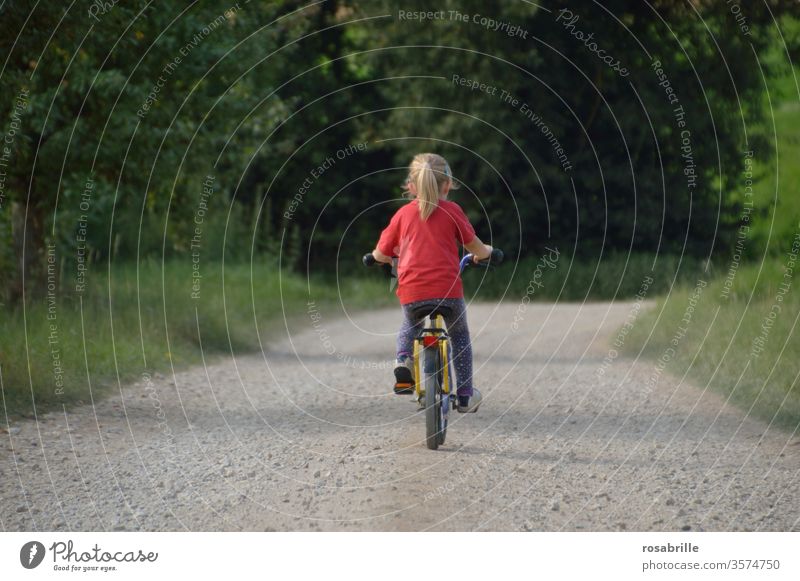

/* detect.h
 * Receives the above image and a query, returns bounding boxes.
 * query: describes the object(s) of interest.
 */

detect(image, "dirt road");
[2,302,798,531]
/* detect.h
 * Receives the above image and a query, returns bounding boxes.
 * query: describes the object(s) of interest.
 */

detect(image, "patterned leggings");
[396,298,473,396]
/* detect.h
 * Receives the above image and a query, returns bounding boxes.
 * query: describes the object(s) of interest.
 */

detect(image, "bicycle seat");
[410,304,452,321]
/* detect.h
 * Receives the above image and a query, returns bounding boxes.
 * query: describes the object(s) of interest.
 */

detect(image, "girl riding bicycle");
[371,153,493,413]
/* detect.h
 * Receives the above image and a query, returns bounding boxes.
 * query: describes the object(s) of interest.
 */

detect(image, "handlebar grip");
[362,253,376,267]
[475,248,505,267]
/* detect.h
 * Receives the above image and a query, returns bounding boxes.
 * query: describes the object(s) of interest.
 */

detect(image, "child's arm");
[374,209,401,264]
[451,202,491,263]
[464,236,493,263]
[371,247,393,264]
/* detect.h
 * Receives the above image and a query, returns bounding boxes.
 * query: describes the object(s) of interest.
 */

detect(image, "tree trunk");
[10,199,46,305]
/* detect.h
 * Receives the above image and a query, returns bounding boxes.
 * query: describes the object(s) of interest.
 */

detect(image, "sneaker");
[393,356,414,394]
[456,388,482,413]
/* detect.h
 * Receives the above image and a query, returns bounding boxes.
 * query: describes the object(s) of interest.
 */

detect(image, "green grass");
[624,259,800,429]
[0,259,391,418]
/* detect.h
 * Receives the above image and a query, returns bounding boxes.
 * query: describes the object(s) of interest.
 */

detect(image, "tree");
[358,0,799,263]
[0,0,304,303]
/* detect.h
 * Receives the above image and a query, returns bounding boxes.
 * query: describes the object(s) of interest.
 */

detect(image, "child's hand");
[464,236,492,261]
[472,245,493,263]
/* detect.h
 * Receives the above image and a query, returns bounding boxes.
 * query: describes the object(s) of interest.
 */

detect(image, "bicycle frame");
[413,312,453,449]
[412,314,452,402]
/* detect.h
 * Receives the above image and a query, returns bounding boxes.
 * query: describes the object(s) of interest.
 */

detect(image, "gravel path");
[2,302,798,531]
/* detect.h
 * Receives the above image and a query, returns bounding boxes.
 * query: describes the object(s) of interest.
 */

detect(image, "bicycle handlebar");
[363,249,503,273]
[459,248,504,272]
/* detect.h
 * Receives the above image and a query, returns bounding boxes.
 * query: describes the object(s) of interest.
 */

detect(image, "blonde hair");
[404,153,459,221]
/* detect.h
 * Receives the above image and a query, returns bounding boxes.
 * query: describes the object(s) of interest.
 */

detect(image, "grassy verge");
[623,261,800,429]
[0,259,391,418]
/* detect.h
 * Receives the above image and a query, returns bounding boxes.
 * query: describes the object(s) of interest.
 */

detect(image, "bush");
[464,251,705,301]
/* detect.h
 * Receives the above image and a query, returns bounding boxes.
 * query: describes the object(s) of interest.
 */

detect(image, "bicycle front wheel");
[424,346,442,450]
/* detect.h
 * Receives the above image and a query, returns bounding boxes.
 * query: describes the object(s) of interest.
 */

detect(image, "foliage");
[362,0,799,264]
[0,2,798,302]
[0,0,314,302]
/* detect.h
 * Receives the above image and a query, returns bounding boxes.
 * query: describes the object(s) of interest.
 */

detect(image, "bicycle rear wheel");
[423,346,441,450]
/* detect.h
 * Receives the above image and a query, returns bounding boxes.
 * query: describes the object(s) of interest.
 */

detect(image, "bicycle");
[363,248,503,449]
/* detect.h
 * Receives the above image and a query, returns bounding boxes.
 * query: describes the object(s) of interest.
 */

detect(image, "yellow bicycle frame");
[413,314,451,397]
[440,335,450,394]
[413,338,422,398]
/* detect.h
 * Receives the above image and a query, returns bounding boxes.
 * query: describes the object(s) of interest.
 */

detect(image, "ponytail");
[416,162,440,221]
[404,153,459,221]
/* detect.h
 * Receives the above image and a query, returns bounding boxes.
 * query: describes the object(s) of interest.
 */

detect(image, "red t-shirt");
[377,199,476,304]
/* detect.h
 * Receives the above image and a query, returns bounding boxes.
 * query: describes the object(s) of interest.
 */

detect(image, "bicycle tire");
[437,341,449,446]
[424,346,440,450]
